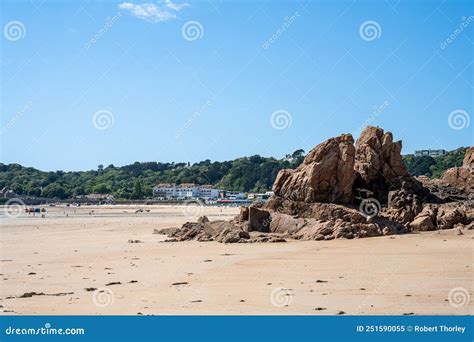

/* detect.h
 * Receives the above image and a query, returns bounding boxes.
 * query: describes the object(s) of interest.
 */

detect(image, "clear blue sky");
[1,0,473,171]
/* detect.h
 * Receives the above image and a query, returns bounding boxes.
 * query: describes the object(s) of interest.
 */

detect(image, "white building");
[248,192,273,200]
[197,185,221,199]
[153,184,221,200]
[223,191,246,200]
[414,149,447,158]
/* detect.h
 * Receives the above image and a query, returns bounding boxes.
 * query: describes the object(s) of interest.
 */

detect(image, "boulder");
[436,206,467,230]
[248,206,271,232]
[410,216,435,231]
[385,189,423,223]
[415,176,469,202]
[273,134,356,204]
[197,216,209,224]
[236,206,249,221]
[440,147,474,194]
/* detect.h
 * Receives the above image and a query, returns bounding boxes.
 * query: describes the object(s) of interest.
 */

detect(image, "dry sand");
[0,204,472,315]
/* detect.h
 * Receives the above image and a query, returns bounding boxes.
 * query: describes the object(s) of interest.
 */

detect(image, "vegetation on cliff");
[403,147,467,178]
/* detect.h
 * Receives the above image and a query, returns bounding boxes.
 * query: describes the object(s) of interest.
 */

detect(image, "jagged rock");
[384,189,423,223]
[159,218,282,243]
[197,216,209,224]
[355,126,409,183]
[410,216,435,231]
[439,147,474,194]
[266,203,404,240]
[408,202,472,231]
[442,167,473,194]
[353,126,432,203]
[236,206,249,221]
[248,206,271,232]
[273,134,356,204]
[463,147,473,168]
[264,196,368,224]
[153,227,180,235]
[416,176,469,202]
[436,206,467,230]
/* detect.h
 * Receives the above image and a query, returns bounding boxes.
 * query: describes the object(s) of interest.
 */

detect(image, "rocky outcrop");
[355,126,409,183]
[416,176,470,202]
[155,216,286,243]
[267,203,405,240]
[463,147,474,169]
[384,189,423,223]
[442,148,473,194]
[157,127,473,243]
[417,147,474,199]
[409,203,472,231]
[273,134,356,204]
[353,126,432,204]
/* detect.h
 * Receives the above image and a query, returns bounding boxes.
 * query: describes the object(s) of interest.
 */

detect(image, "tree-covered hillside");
[0,147,468,200]
[402,147,467,177]
[0,151,305,200]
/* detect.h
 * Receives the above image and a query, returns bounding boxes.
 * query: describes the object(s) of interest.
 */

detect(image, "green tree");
[41,183,67,199]
[92,183,110,194]
[131,180,144,199]
[291,149,305,159]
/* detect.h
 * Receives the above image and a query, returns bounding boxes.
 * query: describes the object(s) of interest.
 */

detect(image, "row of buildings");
[152,183,273,201]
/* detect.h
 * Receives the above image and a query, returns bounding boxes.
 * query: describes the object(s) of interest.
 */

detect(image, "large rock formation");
[416,147,473,201]
[355,126,409,183]
[442,147,473,194]
[353,126,431,203]
[157,127,473,243]
[273,134,355,204]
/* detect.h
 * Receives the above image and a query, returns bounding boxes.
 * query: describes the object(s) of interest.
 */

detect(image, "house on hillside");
[414,149,447,158]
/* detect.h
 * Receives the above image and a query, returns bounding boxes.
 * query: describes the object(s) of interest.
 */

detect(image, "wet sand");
[0,205,472,315]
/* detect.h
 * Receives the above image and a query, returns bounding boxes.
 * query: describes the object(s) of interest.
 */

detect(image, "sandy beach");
[0,205,472,315]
